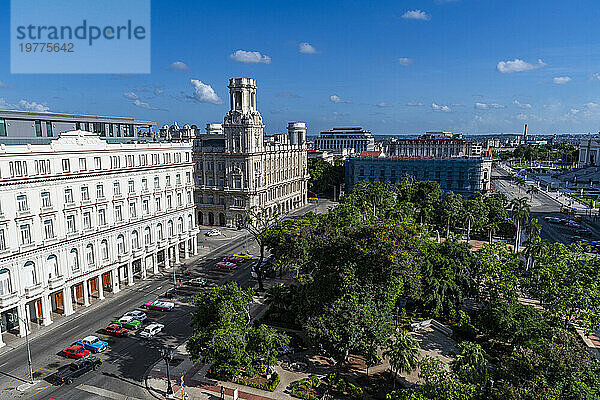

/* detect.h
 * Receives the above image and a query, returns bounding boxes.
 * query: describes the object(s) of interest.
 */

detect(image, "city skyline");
[1,0,600,135]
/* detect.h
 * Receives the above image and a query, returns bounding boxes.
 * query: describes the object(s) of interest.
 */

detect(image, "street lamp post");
[17,316,34,384]
[161,347,174,396]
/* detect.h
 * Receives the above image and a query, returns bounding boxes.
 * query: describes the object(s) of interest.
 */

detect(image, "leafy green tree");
[187,282,289,379]
[412,181,443,224]
[246,206,281,291]
[464,197,488,243]
[483,194,509,244]
[439,192,464,239]
[383,331,421,388]
[307,158,344,196]
[452,341,489,385]
[473,243,521,305]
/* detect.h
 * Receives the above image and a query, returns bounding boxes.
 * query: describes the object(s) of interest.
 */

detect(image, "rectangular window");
[142,178,148,191]
[98,208,106,226]
[75,122,81,130]
[20,224,31,245]
[79,158,87,171]
[94,157,101,170]
[129,202,137,218]
[115,205,122,222]
[113,182,121,196]
[167,195,172,209]
[43,219,54,239]
[166,176,171,187]
[41,192,51,208]
[186,172,191,183]
[143,199,149,214]
[176,174,181,186]
[128,180,135,193]
[64,188,73,204]
[177,192,182,207]
[155,197,161,211]
[45,121,53,137]
[108,123,114,137]
[35,159,50,175]
[154,176,159,188]
[17,194,28,212]
[83,212,91,229]
[0,228,6,250]
[0,118,7,136]
[35,120,42,137]
[188,191,192,204]
[96,184,104,199]
[81,186,89,201]
[234,198,244,207]
[9,161,27,177]
[62,159,70,172]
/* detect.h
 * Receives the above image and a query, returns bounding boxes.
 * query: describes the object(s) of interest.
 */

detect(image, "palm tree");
[464,210,475,244]
[516,177,526,194]
[383,331,420,389]
[510,197,530,253]
[526,185,539,201]
[452,341,489,385]
[484,220,499,245]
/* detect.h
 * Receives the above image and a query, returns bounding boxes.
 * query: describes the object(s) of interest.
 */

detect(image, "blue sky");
[1,0,600,135]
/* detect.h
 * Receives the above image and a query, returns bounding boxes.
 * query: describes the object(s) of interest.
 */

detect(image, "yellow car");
[233,252,253,260]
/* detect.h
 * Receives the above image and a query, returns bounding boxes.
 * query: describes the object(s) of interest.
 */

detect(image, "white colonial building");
[314,127,375,154]
[0,130,198,345]
[194,78,309,227]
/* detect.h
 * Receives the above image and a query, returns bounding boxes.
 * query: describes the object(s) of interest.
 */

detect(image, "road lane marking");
[76,383,145,400]
[24,384,50,399]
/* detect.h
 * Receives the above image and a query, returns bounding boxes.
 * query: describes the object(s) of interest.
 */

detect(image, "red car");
[217,261,237,269]
[102,323,129,337]
[223,256,244,263]
[62,344,91,359]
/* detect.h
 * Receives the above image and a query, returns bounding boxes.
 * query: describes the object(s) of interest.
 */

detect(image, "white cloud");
[431,102,451,112]
[330,95,350,104]
[133,99,161,110]
[376,102,392,107]
[553,76,572,84]
[123,92,139,100]
[278,92,301,99]
[398,57,413,66]
[0,98,49,112]
[229,50,271,64]
[513,99,532,109]
[154,88,164,96]
[190,80,223,104]
[590,73,600,81]
[475,102,504,110]
[406,101,424,106]
[299,42,319,54]
[166,61,190,71]
[496,58,546,73]
[402,10,431,20]
[516,113,528,121]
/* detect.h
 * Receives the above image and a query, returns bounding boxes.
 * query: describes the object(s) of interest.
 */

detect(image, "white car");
[205,229,221,237]
[140,323,164,338]
[124,310,147,322]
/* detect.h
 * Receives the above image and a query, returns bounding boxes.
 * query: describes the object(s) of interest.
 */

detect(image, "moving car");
[139,323,165,338]
[564,221,582,229]
[223,256,244,263]
[543,216,562,224]
[117,315,142,330]
[232,252,253,260]
[205,229,221,237]
[55,357,102,385]
[77,336,108,353]
[61,344,91,359]
[217,261,237,269]
[102,323,128,337]
[188,277,207,287]
[124,310,147,322]
[143,300,174,311]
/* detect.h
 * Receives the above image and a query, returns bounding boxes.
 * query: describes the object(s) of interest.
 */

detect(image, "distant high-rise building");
[314,127,375,153]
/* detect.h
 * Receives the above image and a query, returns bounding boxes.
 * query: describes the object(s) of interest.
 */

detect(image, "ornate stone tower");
[223,78,264,153]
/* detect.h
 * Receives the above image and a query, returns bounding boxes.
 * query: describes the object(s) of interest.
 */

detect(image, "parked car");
[188,277,207,287]
[77,336,108,353]
[102,323,128,337]
[543,216,562,224]
[217,261,237,269]
[232,252,253,260]
[223,256,244,263]
[143,300,174,311]
[139,323,165,338]
[117,316,142,330]
[124,310,147,322]
[564,221,582,229]
[205,229,221,237]
[55,357,102,385]
[61,344,91,359]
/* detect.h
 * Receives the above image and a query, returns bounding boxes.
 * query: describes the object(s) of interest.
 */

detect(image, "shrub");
[234,371,280,392]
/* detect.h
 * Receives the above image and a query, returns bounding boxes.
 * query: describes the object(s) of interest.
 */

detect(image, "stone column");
[175,244,181,265]
[82,280,90,307]
[141,258,147,280]
[112,269,120,293]
[184,240,190,260]
[63,285,74,316]
[98,276,105,300]
[17,302,29,337]
[42,295,52,326]
[152,253,159,274]
[0,324,5,347]
[127,261,134,286]
[192,235,198,255]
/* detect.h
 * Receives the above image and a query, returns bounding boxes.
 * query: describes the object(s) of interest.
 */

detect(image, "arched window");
[131,230,139,249]
[70,249,79,271]
[0,269,11,296]
[188,214,193,230]
[144,226,152,245]
[177,217,183,233]
[100,239,109,260]
[46,255,59,278]
[117,234,125,254]
[86,244,94,265]
[23,261,36,288]
[167,220,174,236]
[156,223,163,241]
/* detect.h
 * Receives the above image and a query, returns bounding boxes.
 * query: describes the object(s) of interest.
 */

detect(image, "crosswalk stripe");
[76,384,145,400]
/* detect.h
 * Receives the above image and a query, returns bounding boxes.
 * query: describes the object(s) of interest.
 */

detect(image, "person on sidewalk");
[221,386,225,399]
